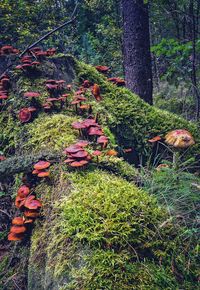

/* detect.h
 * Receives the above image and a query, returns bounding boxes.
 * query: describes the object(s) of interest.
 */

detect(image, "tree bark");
[121,0,153,104]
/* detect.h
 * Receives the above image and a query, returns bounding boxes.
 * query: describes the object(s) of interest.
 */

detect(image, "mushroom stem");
[172,150,180,170]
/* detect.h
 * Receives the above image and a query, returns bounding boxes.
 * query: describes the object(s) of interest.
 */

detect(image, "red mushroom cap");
[62,94,70,98]
[88,127,103,136]
[56,80,65,85]
[15,196,26,209]
[34,160,51,170]
[71,100,81,105]
[24,196,42,210]
[148,136,162,143]
[28,107,37,112]
[82,118,97,127]
[64,158,76,163]
[15,65,23,70]
[31,61,41,65]
[46,84,58,90]
[18,108,32,123]
[8,232,24,241]
[45,79,57,84]
[0,95,8,100]
[63,145,83,154]
[76,140,89,147]
[17,185,30,198]
[10,225,26,234]
[37,171,50,178]
[46,97,60,102]
[12,217,24,226]
[106,149,118,156]
[97,135,108,144]
[70,160,88,167]
[0,155,6,161]
[24,92,41,98]
[71,150,88,159]
[24,210,40,218]
[92,150,102,156]
[72,121,86,130]
[95,65,110,73]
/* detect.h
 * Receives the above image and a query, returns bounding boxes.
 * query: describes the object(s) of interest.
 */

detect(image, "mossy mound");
[28,170,198,290]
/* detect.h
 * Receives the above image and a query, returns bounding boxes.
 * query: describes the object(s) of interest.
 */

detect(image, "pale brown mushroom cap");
[165,129,195,148]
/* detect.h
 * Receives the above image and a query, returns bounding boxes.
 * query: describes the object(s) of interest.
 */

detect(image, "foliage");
[151,38,200,81]
[141,167,200,229]
[154,81,195,120]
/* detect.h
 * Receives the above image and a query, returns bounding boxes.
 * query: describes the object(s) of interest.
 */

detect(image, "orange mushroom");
[37,171,50,178]
[106,149,118,156]
[34,160,51,171]
[17,185,30,198]
[8,233,24,241]
[165,129,195,148]
[12,217,24,226]
[10,225,26,234]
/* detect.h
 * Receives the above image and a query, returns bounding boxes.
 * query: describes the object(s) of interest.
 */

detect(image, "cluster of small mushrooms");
[7,160,51,241]
[8,184,42,241]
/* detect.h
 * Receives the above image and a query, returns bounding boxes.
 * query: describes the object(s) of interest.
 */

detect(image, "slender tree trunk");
[189,0,200,119]
[121,0,153,104]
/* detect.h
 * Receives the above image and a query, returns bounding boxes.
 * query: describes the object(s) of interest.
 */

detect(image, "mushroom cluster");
[63,143,91,168]
[15,47,56,72]
[8,185,42,241]
[0,45,20,56]
[72,117,104,140]
[32,160,51,178]
[29,47,56,58]
[42,79,72,111]
[63,115,117,169]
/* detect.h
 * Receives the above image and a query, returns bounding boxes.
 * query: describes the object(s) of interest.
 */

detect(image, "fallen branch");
[0,152,62,180]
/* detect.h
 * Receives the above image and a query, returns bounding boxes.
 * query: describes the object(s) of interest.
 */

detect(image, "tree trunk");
[121,0,153,104]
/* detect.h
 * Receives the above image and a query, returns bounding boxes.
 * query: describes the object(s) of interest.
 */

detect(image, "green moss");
[75,60,199,160]
[99,156,138,181]
[29,170,198,289]
[25,114,78,152]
